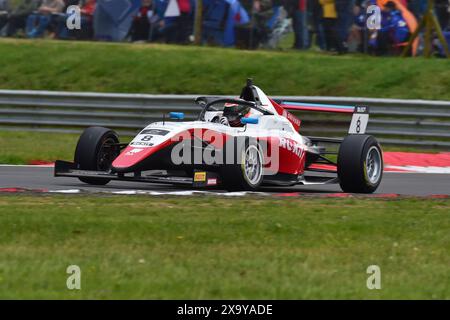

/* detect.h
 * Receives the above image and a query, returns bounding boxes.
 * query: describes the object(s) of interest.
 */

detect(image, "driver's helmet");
[221,103,251,127]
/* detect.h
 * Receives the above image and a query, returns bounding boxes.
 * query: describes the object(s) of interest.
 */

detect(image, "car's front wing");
[54,160,220,187]
[55,160,339,188]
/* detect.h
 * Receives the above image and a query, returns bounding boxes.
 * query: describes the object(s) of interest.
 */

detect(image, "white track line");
[47,189,269,196]
[385,166,450,174]
[48,189,81,194]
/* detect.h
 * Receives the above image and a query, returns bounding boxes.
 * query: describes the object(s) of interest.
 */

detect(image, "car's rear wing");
[280,101,370,135]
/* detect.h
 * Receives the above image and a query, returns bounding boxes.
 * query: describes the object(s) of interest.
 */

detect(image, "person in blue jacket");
[201,0,229,45]
[375,1,410,55]
[147,0,170,42]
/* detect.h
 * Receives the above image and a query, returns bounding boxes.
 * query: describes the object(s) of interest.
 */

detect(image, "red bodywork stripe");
[307,163,337,172]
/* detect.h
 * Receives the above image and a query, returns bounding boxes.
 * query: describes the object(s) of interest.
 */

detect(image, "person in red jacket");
[80,0,95,16]
[295,0,308,49]
[130,0,153,41]
[165,0,192,44]
[283,0,310,49]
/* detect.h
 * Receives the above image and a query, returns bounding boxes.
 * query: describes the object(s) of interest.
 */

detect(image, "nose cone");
[112,146,158,172]
[112,128,188,172]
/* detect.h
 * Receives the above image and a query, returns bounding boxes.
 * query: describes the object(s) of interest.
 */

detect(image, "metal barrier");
[0,90,449,148]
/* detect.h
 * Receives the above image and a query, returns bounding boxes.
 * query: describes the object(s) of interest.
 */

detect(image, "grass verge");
[0,131,78,164]
[0,38,449,99]
[0,195,448,299]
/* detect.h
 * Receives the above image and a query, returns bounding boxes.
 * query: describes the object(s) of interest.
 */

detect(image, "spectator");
[235,0,274,49]
[68,0,96,39]
[148,0,169,41]
[374,1,410,55]
[55,0,83,39]
[435,0,449,30]
[2,0,445,57]
[130,0,153,41]
[202,0,229,45]
[308,0,326,50]
[26,0,64,38]
[0,0,9,34]
[407,0,427,19]
[335,0,354,52]
[175,0,192,43]
[350,0,374,53]
[129,0,167,42]
[284,0,308,49]
[263,0,289,48]
[348,1,365,52]
[164,0,192,43]
[433,24,450,56]
[4,0,41,36]
[319,0,343,53]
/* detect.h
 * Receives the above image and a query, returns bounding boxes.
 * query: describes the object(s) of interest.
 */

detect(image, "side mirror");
[241,117,259,125]
[169,112,185,120]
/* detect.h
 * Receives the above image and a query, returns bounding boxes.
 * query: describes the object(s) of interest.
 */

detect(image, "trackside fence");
[0,90,449,149]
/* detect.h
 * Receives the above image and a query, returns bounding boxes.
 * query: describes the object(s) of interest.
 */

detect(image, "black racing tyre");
[74,126,120,185]
[221,137,264,191]
[337,135,383,193]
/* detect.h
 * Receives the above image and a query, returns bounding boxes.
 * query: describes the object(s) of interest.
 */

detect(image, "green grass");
[1,38,450,99]
[0,131,78,164]
[0,131,136,164]
[0,195,448,299]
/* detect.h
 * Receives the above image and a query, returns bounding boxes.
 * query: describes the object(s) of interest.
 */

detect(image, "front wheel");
[337,135,383,193]
[74,126,120,185]
[221,138,264,191]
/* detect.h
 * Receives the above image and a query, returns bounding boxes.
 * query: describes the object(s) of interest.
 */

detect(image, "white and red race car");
[55,80,383,193]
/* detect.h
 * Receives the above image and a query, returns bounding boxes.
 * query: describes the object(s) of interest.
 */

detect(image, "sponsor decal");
[282,110,301,127]
[207,178,217,186]
[130,141,154,147]
[140,129,170,136]
[125,148,144,156]
[279,138,303,157]
[194,172,207,182]
[355,106,369,113]
[130,134,156,148]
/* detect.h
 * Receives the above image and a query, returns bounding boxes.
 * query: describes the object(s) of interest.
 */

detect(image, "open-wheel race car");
[55,79,383,193]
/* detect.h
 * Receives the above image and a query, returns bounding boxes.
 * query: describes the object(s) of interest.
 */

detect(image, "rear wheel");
[74,127,120,185]
[337,135,383,193]
[221,138,264,191]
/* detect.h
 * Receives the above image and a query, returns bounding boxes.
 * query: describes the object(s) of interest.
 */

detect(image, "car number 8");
[141,135,153,142]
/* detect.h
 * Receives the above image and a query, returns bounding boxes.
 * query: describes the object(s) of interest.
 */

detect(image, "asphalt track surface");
[0,166,449,196]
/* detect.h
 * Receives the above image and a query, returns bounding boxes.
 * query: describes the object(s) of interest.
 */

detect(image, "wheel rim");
[97,137,118,171]
[365,146,382,184]
[243,145,263,185]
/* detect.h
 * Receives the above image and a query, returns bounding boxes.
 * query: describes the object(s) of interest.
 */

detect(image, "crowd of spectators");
[0,0,449,56]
